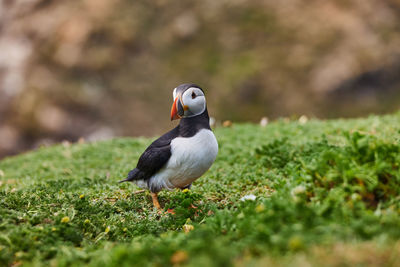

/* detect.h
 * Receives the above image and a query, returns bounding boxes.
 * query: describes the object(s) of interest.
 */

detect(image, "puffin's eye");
[191,91,196,99]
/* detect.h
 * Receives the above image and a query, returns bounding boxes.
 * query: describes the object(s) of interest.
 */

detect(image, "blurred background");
[1,0,400,158]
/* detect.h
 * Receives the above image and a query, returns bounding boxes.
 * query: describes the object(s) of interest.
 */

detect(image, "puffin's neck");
[178,108,211,137]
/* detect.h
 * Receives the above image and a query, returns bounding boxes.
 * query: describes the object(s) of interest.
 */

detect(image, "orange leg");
[151,192,161,210]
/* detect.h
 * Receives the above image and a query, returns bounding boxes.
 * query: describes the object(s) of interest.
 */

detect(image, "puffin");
[120,83,218,209]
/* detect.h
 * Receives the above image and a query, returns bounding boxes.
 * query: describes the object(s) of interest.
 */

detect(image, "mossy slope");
[1,113,400,266]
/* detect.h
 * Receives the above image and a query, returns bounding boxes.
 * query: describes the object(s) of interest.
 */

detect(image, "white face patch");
[181,87,206,117]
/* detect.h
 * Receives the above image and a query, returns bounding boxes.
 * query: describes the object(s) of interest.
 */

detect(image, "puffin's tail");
[119,168,139,183]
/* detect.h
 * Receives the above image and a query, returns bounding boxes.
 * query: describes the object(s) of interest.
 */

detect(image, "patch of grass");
[1,113,400,266]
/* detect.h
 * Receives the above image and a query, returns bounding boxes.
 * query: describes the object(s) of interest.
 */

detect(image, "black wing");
[120,127,179,183]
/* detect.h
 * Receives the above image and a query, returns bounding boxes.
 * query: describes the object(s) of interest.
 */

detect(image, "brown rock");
[170,250,188,265]
[222,120,232,127]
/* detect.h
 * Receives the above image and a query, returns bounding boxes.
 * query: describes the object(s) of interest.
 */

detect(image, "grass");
[1,112,400,266]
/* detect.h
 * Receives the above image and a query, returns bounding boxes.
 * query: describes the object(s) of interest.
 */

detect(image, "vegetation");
[1,112,400,266]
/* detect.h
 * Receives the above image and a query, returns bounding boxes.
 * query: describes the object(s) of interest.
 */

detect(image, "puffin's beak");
[171,94,184,121]
[171,97,180,120]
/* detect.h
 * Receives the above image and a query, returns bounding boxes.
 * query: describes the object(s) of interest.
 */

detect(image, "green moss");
[1,113,400,266]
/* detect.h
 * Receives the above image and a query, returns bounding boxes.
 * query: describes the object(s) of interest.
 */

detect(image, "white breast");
[150,129,218,190]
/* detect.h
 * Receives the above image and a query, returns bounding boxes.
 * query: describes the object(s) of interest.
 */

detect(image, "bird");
[120,83,218,210]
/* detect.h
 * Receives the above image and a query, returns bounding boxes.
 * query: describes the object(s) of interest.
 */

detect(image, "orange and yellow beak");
[170,96,181,121]
[170,92,190,120]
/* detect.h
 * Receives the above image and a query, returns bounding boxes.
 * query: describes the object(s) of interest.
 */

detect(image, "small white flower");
[209,117,216,127]
[260,117,269,127]
[291,185,306,202]
[291,185,306,196]
[299,115,308,124]
[240,194,256,201]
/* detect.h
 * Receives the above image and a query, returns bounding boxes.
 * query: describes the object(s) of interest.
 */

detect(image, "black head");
[171,83,207,120]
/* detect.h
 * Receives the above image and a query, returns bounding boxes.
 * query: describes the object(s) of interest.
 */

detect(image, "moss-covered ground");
[1,113,400,266]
